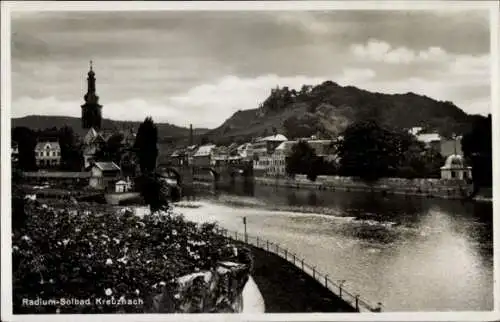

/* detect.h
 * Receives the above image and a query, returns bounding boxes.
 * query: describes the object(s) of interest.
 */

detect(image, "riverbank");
[231,242,357,313]
[254,175,474,201]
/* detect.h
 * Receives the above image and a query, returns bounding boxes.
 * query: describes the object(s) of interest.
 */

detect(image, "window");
[451,171,456,178]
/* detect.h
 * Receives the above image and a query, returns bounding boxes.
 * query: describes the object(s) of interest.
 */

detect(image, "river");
[171,181,493,312]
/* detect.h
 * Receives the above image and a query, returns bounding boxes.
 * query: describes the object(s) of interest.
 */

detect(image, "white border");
[1,1,499,322]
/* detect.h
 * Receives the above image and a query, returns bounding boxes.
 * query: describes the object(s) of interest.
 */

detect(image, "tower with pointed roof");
[81,60,103,130]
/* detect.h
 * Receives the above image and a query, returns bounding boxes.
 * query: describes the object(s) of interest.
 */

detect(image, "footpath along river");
[160,182,493,312]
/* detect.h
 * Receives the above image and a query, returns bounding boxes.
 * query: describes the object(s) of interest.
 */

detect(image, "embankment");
[255,175,473,200]
[243,243,357,313]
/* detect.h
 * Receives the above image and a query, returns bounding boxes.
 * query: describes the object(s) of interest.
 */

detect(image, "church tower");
[81,60,103,130]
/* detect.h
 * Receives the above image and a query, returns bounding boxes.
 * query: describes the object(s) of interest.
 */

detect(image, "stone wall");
[145,257,252,313]
[255,175,473,200]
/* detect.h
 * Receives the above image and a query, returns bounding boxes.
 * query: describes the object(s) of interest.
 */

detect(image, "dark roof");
[93,161,121,172]
[23,171,91,178]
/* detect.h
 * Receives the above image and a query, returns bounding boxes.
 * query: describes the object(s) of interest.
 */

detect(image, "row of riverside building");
[167,127,471,181]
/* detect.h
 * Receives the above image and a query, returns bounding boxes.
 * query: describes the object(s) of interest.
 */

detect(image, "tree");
[12,127,37,171]
[133,117,158,175]
[282,115,321,139]
[285,140,322,181]
[58,126,83,171]
[336,120,409,181]
[138,173,170,213]
[462,114,492,190]
[95,133,124,164]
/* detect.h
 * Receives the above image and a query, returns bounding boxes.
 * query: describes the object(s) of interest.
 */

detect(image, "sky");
[10,8,492,128]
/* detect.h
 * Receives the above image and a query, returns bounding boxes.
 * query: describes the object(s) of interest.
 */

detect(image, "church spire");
[81,60,102,130]
[86,60,96,95]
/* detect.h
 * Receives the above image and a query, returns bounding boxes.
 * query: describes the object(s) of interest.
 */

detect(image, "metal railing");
[215,228,382,313]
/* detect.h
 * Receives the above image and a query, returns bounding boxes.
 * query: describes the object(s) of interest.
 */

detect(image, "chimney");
[189,124,193,146]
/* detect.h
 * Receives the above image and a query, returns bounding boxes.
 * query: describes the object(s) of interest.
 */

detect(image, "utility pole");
[453,133,457,155]
[243,216,247,243]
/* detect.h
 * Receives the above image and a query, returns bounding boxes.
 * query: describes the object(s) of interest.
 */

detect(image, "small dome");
[443,154,465,168]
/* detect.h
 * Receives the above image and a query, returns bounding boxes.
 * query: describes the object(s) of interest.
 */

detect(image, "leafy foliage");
[12,127,38,171]
[138,173,171,213]
[461,114,492,188]
[12,201,243,313]
[285,141,326,181]
[282,115,321,140]
[57,126,83,171]
[95,133,125,165]
[336,120,438,181]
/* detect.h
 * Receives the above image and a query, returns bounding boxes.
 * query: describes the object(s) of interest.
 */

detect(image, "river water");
[171,182,493,312]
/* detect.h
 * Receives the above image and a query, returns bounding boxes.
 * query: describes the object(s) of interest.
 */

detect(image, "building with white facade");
[440,154,472,180]
[252,134,288,176]
[35,141,61,168]
[413,132,442,152]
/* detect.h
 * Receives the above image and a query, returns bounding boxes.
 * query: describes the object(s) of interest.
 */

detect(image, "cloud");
[350,39,448,64]
[10,10,492,128]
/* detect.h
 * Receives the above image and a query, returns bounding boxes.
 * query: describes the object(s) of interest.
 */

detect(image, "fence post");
[235,231,238,240]
[325,275,328,288]
[284,249,288,260]
[338,280,345,298]
[276,244,279,254]
[355,295,359,312]
[266,240,269,251]
[292,253,295,265]
[301,259,304,270]
[256,237,259,247]
[312,267,316,279]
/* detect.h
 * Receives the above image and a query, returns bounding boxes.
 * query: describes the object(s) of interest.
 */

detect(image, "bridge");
[156,163,253,185]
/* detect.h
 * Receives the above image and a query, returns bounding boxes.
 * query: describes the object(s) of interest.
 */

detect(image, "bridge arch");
[157,167,182,184]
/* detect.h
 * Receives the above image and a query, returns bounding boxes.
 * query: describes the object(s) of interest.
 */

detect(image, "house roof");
[35,141,60,151]
[194,144,216,157]
[171,149,186,157]
[93,161,121,172]
[275,141,297,154]
[115,180,128,185]
[237,143,252,150]
[417,133,441,143]
[257,134,288,142]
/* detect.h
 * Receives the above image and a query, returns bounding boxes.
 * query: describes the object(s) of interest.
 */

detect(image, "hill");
[205,81,484,145]
[11,115,210,141]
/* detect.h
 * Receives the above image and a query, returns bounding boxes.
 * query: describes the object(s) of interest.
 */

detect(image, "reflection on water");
[186,181,493,311]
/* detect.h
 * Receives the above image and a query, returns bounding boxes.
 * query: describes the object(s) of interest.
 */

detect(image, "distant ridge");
[205,81,486,144]
[11,115,210,140]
